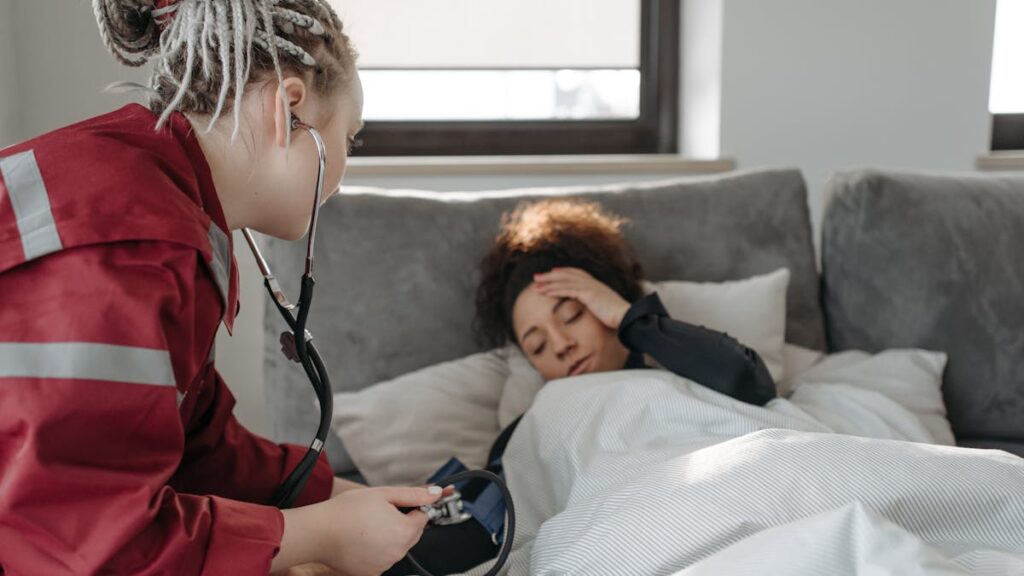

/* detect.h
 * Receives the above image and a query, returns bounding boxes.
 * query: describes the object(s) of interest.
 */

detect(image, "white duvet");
[458,350,1024,575]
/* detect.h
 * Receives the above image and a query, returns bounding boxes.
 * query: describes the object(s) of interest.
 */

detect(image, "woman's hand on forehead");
[533,267,631,330]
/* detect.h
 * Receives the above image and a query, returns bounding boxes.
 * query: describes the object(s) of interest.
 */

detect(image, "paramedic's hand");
[272,486,441,576]
[324,487,438,575]
[534,267,631,329]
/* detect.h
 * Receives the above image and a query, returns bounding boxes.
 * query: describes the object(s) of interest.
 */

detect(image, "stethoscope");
[242,116,515,576]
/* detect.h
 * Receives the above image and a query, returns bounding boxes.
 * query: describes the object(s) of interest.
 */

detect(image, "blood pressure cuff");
[428,457,508,545]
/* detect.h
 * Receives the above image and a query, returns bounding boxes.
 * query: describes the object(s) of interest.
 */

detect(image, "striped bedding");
[461,352,1024,575]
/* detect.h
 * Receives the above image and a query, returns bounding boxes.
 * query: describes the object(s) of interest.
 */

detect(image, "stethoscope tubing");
[243,117,331,509]
[243,118,514,574]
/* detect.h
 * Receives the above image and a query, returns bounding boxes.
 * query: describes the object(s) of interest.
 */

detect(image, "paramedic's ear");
[273,77,309,148]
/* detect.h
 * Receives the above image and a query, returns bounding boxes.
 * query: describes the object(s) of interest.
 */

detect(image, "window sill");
[345,155,735,177]
[977,152,1024,171]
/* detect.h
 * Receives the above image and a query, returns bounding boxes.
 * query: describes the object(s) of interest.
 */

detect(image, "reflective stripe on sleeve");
[0,342,176,387]
[0,150,63,262]
[207,222,231,309]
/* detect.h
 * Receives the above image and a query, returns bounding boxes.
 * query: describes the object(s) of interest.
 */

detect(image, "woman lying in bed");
[384,198,778,575]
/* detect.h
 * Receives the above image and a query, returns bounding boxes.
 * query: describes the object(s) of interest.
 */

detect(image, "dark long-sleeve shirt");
[618,292,777,406]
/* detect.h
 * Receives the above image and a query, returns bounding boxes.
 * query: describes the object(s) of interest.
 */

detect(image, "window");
[333,0,679,156]
[991,0,1024,150]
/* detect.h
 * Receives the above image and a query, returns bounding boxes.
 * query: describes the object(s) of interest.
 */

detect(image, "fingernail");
[427,485,442,495]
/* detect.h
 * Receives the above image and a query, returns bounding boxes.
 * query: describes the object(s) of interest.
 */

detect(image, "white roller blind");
[331,0,641,69]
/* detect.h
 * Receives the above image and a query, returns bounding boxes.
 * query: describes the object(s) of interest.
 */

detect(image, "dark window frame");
[353,0,679,157]
[992,113,1024,150]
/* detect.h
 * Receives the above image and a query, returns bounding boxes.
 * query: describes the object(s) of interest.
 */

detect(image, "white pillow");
[497,268,791,427]
[786,348,955,446]
[331,350,506,487]
[497,345,546,429]
[645,268,789,382]
[779,343,825,397]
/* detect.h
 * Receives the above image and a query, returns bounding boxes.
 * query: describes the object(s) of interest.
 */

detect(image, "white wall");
[0,0,999,438]
[2,0,147,144]
[0,0,22,146]
[718,0,996,241]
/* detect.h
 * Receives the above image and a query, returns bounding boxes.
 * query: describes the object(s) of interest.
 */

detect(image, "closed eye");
[532,343,546,356]
[565,310,583,324]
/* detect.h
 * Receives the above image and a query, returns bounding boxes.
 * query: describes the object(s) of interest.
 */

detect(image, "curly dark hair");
[474,198,645,347]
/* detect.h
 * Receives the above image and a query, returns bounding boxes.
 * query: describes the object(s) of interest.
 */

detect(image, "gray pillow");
[822,168,1024,452]
[262,169,825,470]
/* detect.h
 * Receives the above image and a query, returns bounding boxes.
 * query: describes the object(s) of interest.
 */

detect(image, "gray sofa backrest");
[822,169,1024,449]
[262,168,825,459]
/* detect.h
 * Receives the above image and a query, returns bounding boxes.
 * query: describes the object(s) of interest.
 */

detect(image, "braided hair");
[93,0,358,138]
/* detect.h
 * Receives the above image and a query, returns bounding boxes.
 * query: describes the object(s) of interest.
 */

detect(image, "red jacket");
[0,105,334,575]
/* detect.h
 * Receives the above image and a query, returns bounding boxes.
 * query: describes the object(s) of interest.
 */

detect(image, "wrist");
[272,503,330,572]
[612,301,631,329]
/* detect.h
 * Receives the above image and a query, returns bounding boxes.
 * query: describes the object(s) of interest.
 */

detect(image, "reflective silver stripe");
[0,150,63,261]
[0,342,176,387]
[207,222,230,308]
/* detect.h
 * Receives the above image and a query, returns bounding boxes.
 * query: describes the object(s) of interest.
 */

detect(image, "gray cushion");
[262,169,825,470]
[822,168,1024,445]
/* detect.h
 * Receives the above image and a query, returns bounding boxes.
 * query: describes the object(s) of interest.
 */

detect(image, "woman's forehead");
[513,287,577,339]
